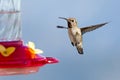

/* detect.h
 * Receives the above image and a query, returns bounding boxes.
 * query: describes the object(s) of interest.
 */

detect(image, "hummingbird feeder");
[0,0,58,76]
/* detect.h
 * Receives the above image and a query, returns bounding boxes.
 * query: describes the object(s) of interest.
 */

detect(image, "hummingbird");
[57,17,108,54]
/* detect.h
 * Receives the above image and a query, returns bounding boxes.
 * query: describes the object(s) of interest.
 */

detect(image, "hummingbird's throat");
[68,22,72,28]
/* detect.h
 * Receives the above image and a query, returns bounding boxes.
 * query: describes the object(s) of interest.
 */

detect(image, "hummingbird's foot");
[71,42,74,46]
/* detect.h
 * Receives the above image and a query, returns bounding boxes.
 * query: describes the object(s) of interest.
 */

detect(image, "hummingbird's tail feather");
[76,45,84,54]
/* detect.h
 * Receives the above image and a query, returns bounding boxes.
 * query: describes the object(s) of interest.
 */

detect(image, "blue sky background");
[0,0,120,80]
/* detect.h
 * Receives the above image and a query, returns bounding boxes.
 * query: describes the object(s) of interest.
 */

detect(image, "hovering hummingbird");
[57,17,108,54]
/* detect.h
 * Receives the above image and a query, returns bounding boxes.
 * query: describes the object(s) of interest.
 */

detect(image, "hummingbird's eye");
[71,20,74,22]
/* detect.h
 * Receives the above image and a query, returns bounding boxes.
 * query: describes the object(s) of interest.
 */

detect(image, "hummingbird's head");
[59,17,77,28]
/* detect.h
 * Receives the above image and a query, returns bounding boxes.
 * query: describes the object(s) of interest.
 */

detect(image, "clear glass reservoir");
[0,0,21,41]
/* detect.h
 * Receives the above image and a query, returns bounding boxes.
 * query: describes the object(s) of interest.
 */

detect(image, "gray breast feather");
[81,22,108,35]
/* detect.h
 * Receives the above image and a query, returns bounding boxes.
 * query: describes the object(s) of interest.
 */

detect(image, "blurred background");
[0,0,120,80]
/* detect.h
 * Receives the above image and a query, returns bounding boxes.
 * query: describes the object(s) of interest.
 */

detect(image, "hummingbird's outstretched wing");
[57,26,68,29]
[81,22,108,35]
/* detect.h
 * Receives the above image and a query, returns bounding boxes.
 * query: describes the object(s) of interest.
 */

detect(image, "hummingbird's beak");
[59,17,68,21]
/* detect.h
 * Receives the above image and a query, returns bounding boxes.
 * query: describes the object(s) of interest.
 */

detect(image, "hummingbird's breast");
[68,27,82,47]
[70,27,81,36]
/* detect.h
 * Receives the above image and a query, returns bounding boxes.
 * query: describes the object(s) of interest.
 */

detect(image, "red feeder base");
[0,40,59,75]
